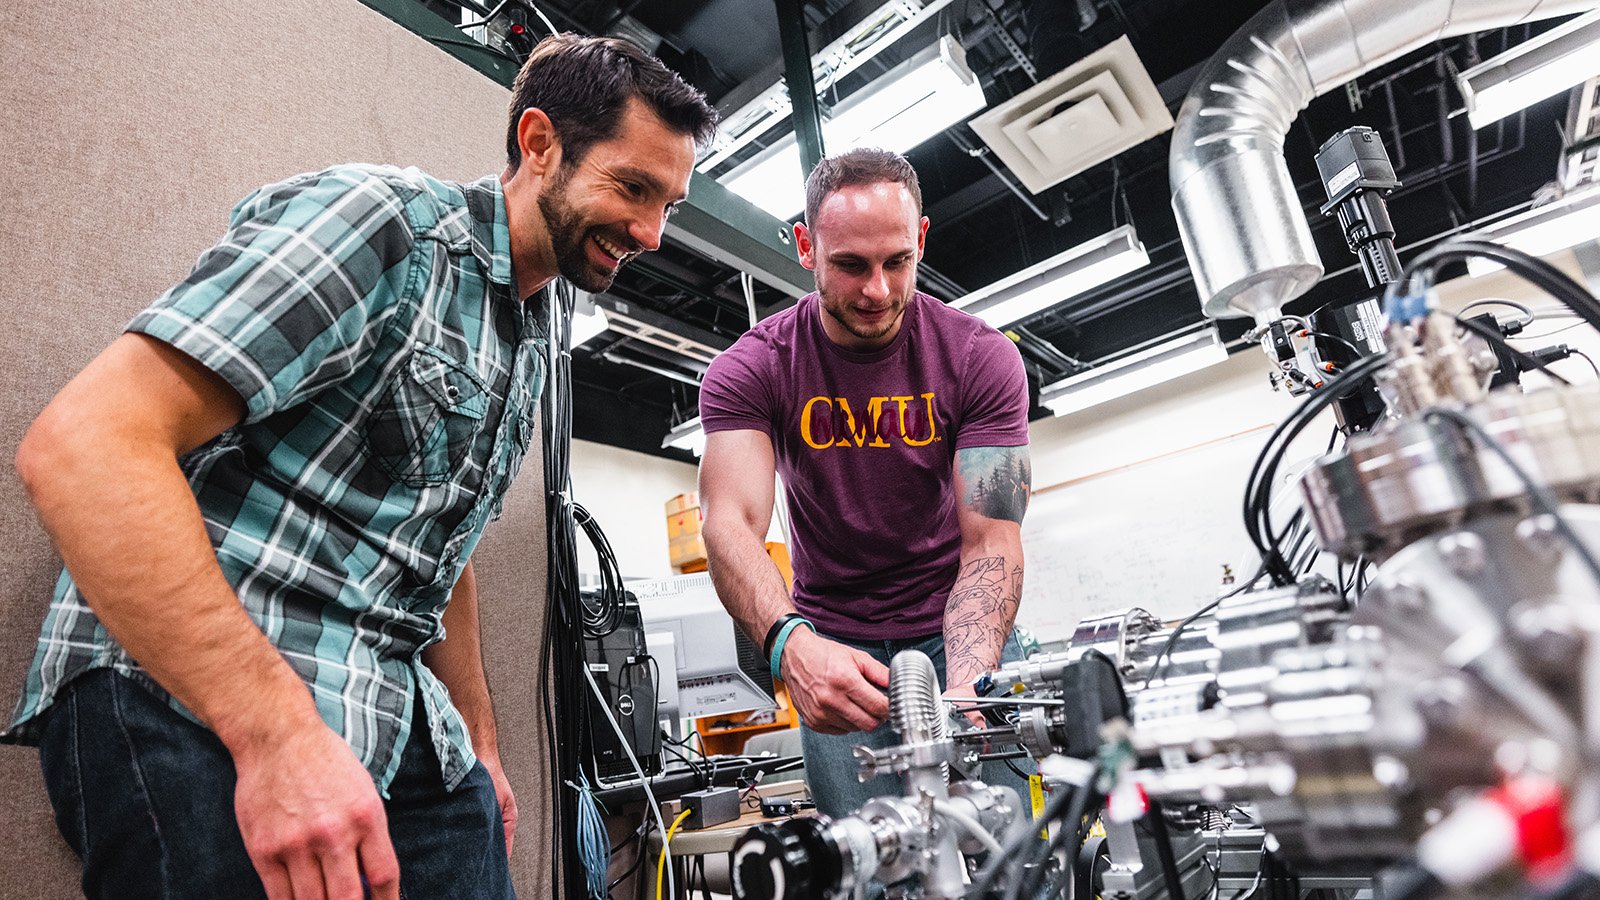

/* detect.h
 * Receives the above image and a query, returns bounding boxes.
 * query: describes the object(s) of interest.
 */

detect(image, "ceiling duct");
[1171,0,1597,324]
[970,36,1173,194]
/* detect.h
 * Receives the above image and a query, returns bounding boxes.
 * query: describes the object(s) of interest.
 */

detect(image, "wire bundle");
[571,772,611,898]
[541,278,587,898]
[539,279,676,898]
[1242,353,1390,587]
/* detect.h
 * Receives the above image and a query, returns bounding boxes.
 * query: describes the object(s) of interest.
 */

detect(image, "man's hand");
[943,682,988,732]
[232,722,401,900]
[779,628,891,735]
[479,752,519,857]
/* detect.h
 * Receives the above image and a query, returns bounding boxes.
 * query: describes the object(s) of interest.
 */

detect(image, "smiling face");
[795,180,929,352]
[512,96,697,294]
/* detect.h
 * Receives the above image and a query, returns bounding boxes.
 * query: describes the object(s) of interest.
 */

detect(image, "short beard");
[537,163,617,293]
[821,299,899,343]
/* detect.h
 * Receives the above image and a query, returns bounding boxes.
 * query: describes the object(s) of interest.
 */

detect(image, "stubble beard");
[818,280,910,345]
[537,166,618,293]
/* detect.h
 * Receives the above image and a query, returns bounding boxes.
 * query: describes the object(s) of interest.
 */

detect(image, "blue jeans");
[38,669,514,900]
[800,630,1033,819]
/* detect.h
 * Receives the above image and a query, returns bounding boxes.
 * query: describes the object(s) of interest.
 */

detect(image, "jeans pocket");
[365,346,489,487]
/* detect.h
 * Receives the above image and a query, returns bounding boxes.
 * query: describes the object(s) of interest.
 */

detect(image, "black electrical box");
[582,592,663,784]
[1316,125,1399,210]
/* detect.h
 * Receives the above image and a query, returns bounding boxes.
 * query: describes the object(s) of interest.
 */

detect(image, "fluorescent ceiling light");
[699,0,957,172]
[1040,328,1228,418]
[1458,11,1600,129]
[1464,186,1600,276]
[720,36,986,219]
[662,416,706,457]
[952,225,1150,327]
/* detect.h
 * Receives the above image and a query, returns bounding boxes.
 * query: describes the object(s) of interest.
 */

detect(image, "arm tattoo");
[957,446,1032,525]
[943,555,1023,686]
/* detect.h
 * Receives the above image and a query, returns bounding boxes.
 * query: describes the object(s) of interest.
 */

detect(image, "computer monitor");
[632,572,775,723]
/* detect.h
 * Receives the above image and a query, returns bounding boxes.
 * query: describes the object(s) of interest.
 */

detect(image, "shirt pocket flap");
[408,347,488,419]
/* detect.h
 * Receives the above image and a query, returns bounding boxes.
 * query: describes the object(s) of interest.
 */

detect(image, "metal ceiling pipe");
[1170,0,1597,323]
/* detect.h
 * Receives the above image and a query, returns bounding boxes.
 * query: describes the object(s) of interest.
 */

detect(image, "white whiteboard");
[1016,427,1275,643]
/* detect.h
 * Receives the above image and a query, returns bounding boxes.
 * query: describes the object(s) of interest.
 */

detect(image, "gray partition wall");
[0,2,554,896]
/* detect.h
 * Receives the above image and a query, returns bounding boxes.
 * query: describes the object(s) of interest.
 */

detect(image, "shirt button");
[446,385,460,400]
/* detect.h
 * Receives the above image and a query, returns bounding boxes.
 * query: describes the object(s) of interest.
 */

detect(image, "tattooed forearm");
[943,555,1023,688]
[957,446,1032,525]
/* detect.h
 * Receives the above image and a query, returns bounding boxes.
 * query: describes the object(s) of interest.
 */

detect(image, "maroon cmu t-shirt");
[699,291,1029,641]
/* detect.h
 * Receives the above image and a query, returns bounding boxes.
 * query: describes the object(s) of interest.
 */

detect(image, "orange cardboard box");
[664,492,699,516]
[666,507,703,540]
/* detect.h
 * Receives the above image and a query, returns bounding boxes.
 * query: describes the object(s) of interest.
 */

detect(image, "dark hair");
[804,147,923,227]
[505,34,718,173]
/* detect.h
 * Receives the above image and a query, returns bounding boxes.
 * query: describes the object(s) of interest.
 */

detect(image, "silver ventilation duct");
[1170,0,1598,323]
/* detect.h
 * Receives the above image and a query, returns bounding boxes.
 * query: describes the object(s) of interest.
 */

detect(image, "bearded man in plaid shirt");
[4,34,714,900]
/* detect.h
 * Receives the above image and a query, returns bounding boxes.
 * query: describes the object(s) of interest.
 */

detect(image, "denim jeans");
[38,668,514,900]
[800,629,1033,819]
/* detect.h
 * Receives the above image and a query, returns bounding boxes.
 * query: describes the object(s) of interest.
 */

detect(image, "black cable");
[1144,800,1189,900]
[605,818,650,895]
[1143,564,1267,689]
[1569,349,1600,382]
[661,744,712,790]
[1306,329,1364,362]
[540,279,582,898]
[574,503,626,636]
[967,777,1082,898]
[539,280,635,898]
[1391,239,1600,336]
[1453,314,1571,386]
[1243,353,1389,585]
[1012,785,1102,900]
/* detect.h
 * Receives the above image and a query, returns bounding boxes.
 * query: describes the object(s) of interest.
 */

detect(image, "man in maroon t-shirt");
[698,148,1032,818]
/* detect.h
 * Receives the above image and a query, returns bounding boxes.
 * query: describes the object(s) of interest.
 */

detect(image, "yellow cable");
[656,807,694,900]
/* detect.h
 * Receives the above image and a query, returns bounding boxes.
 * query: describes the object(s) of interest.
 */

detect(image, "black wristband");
[763,613,808,660]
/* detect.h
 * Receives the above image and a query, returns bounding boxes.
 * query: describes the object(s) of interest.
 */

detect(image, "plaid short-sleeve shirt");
[3,164,546,794]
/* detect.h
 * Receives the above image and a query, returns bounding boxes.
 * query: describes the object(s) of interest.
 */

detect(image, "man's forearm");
[422,563,499,758]
[942,544,1024,691]
[19,434,320,752]
[703,521,796,647]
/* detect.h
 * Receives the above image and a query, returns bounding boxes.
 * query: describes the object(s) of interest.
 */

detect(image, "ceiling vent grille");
[970,36,1172,194]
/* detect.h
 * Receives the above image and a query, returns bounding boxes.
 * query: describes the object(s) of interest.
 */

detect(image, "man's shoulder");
[912,292,1014,351]
[237,164,474,229]
[702,296,811,394]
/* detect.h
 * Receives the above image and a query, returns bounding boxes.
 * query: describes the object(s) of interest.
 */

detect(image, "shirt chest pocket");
[365,346,490,487]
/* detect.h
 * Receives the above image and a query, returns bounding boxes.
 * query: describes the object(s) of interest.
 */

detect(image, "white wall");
[1029,350,1300,489]
[570,439,700,578]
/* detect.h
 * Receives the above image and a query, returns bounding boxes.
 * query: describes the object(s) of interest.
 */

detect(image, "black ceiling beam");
[774,0,826,176]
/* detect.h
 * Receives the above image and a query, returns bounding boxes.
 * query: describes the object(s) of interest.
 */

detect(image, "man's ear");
[794,222,816,270]
[516,108,562,176]
[916,216,929,260]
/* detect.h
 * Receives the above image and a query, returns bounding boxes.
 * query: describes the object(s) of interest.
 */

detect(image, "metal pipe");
[885,649,965,898]
[1169,0,1596,324]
